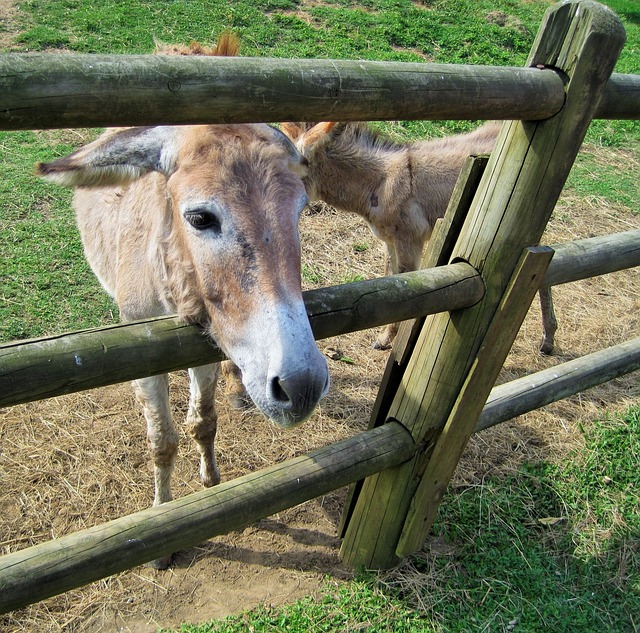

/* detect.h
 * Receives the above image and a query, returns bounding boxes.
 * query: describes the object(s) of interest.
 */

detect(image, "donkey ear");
[36,126,180,188]
[297,122,347,153]
[264,125,308,178]
[280,122,305,141]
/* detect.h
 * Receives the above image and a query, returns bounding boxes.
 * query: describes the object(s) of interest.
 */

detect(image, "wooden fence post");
[339,154,489,538]
[340,0,626,569]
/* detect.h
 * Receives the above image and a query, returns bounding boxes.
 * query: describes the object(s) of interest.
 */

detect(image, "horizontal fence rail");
[0,420,416,614]
[596,73,640,119]
[0,56,631,130]
[2,229,639,409]
[543,227,640,287]
[0,55,566,128]
[0,262,483,407]
[1,54,636,130]
[1,55,636,131]
[477,336,640,433]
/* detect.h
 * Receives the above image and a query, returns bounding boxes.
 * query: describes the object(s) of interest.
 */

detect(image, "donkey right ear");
[36,126,181,188]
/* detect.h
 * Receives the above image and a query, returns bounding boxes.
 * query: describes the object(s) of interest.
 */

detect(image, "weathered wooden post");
[340,0,626,568]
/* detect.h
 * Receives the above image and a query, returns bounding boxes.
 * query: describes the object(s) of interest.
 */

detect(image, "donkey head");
[37,123,329,427]
[280,122,350,201]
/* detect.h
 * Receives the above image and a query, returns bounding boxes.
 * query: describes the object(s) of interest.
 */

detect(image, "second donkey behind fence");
[281,121,557,353]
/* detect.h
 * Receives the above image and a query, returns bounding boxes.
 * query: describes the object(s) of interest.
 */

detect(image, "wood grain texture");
[543,228,640,288]
[0,56,566,129]
[0,263,483,408]
[477,336,640,432]
[397,247,553,555]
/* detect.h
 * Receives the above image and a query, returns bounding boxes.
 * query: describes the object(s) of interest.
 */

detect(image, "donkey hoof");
[145,553,174,570]
[202,467,221,488]
[539,337,555,356]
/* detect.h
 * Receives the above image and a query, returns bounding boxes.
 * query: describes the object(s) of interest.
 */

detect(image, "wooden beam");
[397,247,553,556]
[0,263,483,408]
[544,228,640,288]
[0,55,566,130]
[338,154,489,538]
[369,155,490,426]
[594,72,640,120]
[2,223,637,412]
[340,0,626,569]
[477,336,640,432]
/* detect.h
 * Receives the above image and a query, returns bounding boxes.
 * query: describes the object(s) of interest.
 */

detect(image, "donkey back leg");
[538,286,558,355]
[187,364,221,487]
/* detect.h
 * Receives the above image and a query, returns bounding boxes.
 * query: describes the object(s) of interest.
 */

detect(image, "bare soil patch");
[0,0,18,50]
[1,142,639,631]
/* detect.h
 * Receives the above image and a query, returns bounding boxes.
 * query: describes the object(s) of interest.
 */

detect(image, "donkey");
[37,122,330,565]
[281,121,557,353]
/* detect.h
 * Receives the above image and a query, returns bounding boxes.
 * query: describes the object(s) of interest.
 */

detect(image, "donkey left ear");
[36,126,181,188]
[297,122,349,155]
[280,122,305,141]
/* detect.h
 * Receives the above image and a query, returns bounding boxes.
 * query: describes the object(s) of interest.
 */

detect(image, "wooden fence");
[0,0,639,613]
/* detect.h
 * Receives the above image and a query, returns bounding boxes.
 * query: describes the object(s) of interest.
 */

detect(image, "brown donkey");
[281,121,557,352]
[37,121,330,565]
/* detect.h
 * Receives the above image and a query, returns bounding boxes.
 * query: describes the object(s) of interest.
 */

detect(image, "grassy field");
[1,0,639,631]
[1,0,638,341]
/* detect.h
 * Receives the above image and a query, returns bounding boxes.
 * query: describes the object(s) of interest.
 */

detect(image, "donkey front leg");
[133,373,178,569]
[187,364,221,488]
[133,373,179,507]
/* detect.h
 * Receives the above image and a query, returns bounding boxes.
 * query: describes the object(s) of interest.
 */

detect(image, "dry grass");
[0,144,639,632]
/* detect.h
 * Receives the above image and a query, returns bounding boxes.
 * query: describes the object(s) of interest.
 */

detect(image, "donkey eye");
[184,210,222,233]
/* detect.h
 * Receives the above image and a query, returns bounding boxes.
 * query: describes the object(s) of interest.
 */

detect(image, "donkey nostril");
[270,376,290,403]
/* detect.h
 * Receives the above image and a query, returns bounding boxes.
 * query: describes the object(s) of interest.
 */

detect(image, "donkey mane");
[333,122,406,154]
[154,31,241,57]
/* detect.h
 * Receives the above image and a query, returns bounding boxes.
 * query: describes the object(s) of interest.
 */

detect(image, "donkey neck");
[310,127,408,220]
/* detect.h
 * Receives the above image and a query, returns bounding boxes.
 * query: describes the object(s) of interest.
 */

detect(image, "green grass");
[429,429,639,631]
[565,141,640,208]
[13,0,542,62]
[0,130,116,341]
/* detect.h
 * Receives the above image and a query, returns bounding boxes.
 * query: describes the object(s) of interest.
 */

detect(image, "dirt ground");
[1,183,639,632]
